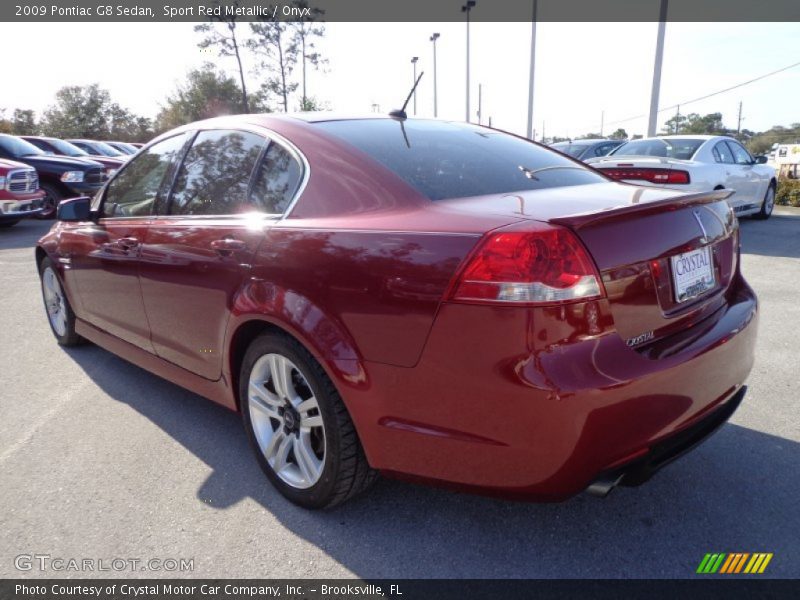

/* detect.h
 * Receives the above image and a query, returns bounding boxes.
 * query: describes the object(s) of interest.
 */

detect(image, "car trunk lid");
[442,183,739,349]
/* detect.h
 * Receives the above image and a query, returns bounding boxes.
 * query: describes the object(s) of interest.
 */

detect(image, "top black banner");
[4,0,800,22]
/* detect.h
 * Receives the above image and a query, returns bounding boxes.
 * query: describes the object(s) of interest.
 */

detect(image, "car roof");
[638,135,722,141]
[553,139,616,146]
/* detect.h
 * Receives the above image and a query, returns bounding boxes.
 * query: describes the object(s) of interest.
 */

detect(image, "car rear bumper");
[345,273,758,501]
[586,384,746,497]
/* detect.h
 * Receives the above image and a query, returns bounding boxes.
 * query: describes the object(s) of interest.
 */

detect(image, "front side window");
[317,120,604,201]
[727,141,753,165]
[169,129,266,216]
[250,142,303,214]
[103,134,187,217]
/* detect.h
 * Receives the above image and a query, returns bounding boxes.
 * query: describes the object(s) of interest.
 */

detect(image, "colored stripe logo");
[697,553,773,574]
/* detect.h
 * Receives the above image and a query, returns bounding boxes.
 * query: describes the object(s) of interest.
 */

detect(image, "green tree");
[747,124,800,155]
[195,0,250,113]
[41,84,114,138]
[38,84,149,141]
[249,20,299,112]
[608,128,628,140]
[684,112,729,135]
[298,96,327,112]
[662,113,687,135]
[0,109,11,134]
[156,64,267,132]
[577,132,602,139]
[290,1,327,108]
[12,109,38,135]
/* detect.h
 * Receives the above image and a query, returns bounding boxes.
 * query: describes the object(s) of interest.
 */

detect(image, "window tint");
[612,138,703,160]
[727,141,753,165]
[713,142,734,164]
[0,134,45,158]
[103,134,187,217]
[551,143,590,159]
[317,120,604,201]
[594,142,619,157]
[250,142,303,214]
[170,129,266,216]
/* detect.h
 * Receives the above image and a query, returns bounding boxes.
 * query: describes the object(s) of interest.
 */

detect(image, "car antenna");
[389,72,424,121]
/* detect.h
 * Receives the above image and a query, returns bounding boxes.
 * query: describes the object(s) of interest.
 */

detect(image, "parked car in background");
[587,135,777,219]
[22,136,124,178]
[37,115,757,509]
[105,141,139,155]
[66,139,129,160]
[550,139,625,161]
[0,134,106,219]
[129,142,144,149]
[0,158,45,227]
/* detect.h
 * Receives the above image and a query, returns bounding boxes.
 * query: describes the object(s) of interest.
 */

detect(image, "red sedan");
[36,115,757,508]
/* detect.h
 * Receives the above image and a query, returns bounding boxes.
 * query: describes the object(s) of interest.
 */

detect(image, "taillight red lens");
[600,167,690,184]
[449,224,604,305]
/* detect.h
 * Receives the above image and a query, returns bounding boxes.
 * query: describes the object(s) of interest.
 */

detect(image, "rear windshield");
[611,138,704,160]
[316,120,605,201]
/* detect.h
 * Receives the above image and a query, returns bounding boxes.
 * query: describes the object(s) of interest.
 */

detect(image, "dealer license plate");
[670,246,715,303]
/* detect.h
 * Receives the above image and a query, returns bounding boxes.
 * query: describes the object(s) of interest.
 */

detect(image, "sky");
[1,21,798,139]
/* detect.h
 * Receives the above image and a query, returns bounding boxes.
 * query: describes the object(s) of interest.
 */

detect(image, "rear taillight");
[600,167,690,184]
[448,223,604,305]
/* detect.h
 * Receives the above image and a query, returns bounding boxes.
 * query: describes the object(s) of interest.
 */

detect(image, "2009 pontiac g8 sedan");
[36,115,758,508]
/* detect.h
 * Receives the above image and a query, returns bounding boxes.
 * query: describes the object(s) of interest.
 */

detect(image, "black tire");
[38,257,83,346]
[37,183,62,220]
[753,182,775,220]
[0,220,20,228]
[240,332,377,509]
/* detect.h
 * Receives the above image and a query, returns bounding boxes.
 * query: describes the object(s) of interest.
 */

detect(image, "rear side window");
[170,129,266,216]
[316,120,604,201]
[250,142,303,214]
[103,134,187,217]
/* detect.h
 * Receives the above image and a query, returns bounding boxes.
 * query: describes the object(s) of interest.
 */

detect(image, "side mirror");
[56,196,92,222]
[754,155,768,164]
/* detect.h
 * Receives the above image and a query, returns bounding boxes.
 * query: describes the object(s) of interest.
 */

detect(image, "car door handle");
[117,237,140,250]
[211,238,246,255]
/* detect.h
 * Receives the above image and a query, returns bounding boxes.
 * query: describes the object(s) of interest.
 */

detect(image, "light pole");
[430,33,440,117]
[647,0,668,137]
[411,57,419,115]
[462,0,476,122]
[526,0,537,139]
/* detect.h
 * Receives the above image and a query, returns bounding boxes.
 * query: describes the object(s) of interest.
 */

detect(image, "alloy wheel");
[42,267,67,337]
[764,186,775,215]
[247,353,326,489]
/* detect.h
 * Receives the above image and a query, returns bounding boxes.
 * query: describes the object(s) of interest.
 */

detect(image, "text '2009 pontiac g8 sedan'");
[36,115,757,508]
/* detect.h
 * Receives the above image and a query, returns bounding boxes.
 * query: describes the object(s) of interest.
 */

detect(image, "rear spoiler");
[549,189,734,230]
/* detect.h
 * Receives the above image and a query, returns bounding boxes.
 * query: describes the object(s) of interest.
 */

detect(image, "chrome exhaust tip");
[586,473,624,498]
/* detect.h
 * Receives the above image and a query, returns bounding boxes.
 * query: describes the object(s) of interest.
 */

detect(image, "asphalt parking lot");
[1,209,798,579]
